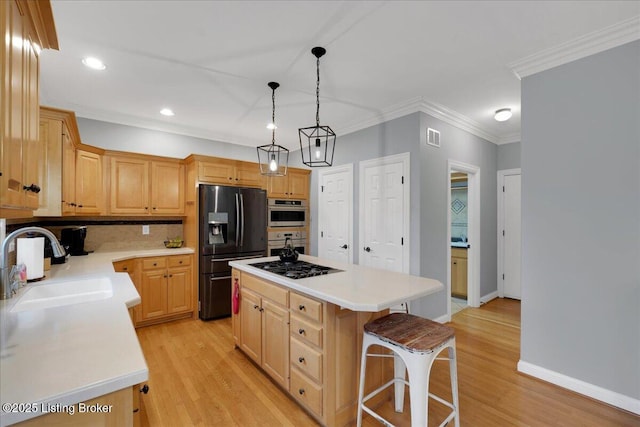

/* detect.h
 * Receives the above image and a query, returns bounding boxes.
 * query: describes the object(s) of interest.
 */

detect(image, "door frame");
[497,168,521,297]
[358,152,411,273]
[447,160,481,315]
[317,163,354,264]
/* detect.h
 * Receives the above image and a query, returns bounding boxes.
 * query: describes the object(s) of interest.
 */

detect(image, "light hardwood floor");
[136,299,639,426]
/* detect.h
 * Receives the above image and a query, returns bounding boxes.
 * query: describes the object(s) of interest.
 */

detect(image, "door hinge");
[502,185,505,192]
[320,231,324,238]
[321,185,324,192]
[502,274,505,280]
[401,176,404,184]
[401,237,404,245]
[502,230,505,236]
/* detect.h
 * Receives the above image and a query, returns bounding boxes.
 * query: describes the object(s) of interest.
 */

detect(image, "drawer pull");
[298,388,305,395]
[153,263,157,266]
[298,328,305,335]
[298,304,305,311]
[140,384,149,394]
[123,267,128,271]
[298,357,305,363]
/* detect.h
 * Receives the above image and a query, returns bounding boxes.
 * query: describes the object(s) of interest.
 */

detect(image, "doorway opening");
[447,160,480,321]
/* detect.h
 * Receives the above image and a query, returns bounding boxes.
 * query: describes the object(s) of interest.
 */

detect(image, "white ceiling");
[40,1,640,149]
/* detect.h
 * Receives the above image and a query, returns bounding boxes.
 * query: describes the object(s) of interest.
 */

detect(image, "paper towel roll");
[17,237,45,280]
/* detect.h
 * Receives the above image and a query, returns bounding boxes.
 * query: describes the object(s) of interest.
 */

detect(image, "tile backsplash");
[46,224,184,252]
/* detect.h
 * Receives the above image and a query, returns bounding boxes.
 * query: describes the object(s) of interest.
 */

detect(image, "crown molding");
[337,96,501,144]
[496,132,521,145]
[509,16,640,79]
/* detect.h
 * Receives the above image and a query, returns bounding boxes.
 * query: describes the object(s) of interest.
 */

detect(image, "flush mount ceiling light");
[160,108,175,116]
[257,82,289,176]
[82,56,106,70]
[494,108,512,122]
[298,46,336,168]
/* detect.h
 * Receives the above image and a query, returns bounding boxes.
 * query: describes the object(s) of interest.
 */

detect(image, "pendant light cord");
[316,56,320,127]
[272,86,276,146]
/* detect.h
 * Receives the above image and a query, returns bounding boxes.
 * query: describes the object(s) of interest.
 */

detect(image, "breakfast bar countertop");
[0,247,194,426]
[230,254,443,312]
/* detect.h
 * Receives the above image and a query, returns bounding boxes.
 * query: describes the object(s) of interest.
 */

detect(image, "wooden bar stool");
[356,313,460,427]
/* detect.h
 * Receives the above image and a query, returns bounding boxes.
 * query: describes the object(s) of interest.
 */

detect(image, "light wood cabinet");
[61,122,76,215]
[198,159,263,188]
[75,149,104,215]
[238,273,290,390]
[233,270,390,426]
[0,0,57,215]
[451,247,468,299]
[109,155,185,216]
[114,254,193,328]
[267,168,310,199]
[33,117,62,216]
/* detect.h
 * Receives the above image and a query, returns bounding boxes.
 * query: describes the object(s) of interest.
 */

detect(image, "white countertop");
[0,247,194,426]
[230,255,443,312]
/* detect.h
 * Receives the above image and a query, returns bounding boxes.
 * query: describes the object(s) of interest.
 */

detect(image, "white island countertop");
[230,255,443,312]
[0,247,194,426]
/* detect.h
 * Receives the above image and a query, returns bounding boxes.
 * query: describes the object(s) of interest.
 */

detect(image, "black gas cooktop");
[250,260,343,280]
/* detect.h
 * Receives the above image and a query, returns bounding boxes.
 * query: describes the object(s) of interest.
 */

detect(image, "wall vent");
[427,127,440,147]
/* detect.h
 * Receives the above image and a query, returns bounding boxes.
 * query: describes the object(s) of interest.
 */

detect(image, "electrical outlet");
[142,225,150,235]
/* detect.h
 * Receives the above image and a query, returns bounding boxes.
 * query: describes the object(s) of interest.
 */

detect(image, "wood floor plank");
[136,298,639,426]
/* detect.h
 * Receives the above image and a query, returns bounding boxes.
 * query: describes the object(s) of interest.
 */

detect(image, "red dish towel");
[232,278,240,314]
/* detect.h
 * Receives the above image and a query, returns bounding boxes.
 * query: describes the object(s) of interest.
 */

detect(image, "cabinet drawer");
[451,247,468,259]
[290,316,323,348]
[290,369,323,417]
[113,259,135,273]
[168,255,191,268]
[290,293,323,323]
[142,257,167,270]
[291,338,323,383]
[242,273,288,306]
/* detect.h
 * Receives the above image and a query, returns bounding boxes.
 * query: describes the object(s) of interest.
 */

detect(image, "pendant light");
[257,82,289,176]
[298,47,336,167]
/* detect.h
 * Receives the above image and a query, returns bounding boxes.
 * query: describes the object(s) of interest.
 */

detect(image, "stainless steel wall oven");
[267,199,307,227]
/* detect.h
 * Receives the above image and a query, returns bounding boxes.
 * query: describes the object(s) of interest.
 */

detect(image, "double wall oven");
[267,198,307,255]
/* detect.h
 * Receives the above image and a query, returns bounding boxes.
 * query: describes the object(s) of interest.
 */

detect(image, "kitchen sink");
[10,277,113,312]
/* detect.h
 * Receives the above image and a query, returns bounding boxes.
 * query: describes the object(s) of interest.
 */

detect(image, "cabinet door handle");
[153,207,157,210]
[77,204,83,208]
[298,328,305,335]
[23,184,41,193]
[298,357,305,363]
[169,274,173,278]
[298,388,305,395]
[253,305,259,310]
[153,263,157,266]
[123,267,128,271]
[298,305,305,311]
[140,384,149,394]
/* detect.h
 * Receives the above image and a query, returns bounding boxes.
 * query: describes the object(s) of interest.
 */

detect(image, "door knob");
[364,246,371,252]
[340,244,348,249]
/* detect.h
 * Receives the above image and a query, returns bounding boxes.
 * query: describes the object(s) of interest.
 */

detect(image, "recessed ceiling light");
[494,108,512,122]
[266,123,277,130]
[160,108,175,117]
[82,56,106,70]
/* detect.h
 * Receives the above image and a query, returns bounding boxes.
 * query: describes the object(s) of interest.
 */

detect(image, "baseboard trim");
[433,313,450,324]
[517,360,640,415]
[480,291,499,304]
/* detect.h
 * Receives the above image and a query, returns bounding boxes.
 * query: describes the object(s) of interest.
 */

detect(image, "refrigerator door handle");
[235,193,240,244]
[211,255,265,262]
[240,193,245,246]
[209,275,232,281]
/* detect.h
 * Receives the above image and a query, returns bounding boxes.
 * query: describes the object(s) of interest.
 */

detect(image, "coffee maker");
[61,226,88,256]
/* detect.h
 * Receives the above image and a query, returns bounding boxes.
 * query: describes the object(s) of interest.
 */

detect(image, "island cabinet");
[267,168,310,199]
[108,154,185,215]
[232,269,390,426]
[239,272,290,389]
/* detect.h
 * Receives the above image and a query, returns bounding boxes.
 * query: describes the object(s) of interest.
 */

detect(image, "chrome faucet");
[0,227,66,299]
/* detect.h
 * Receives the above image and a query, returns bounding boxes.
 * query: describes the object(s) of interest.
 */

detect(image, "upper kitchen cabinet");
[75,148,104,215]
[0,0,58,216]
[267,168,310,200]
[109,153,185,216]
[197,157,263,188]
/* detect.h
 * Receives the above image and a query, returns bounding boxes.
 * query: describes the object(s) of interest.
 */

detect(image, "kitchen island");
[0,247,192,426]
[229,255,443,427]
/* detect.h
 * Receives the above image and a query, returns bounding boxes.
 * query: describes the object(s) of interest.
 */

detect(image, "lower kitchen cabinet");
[113,254,194,328]
[238,274,290,390]
[451,247,468,299]
[233,269,390,426]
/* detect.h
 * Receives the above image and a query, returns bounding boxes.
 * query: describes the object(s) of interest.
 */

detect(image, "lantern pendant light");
[299,46,336,167]
[257,82,289,176]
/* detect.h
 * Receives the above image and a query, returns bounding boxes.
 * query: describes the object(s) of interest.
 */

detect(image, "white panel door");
[318,166,353,263]
[360,159,405,273]
[503,173,522,299]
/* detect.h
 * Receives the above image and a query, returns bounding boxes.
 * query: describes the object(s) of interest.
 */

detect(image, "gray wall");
[309,112,499,320]
[497,141,521,170]
[77,117,257,161]
[413,113,498,317]
[521,41,640,399]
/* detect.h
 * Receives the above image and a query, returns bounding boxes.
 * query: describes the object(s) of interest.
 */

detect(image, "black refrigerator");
[198,184,267,320]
